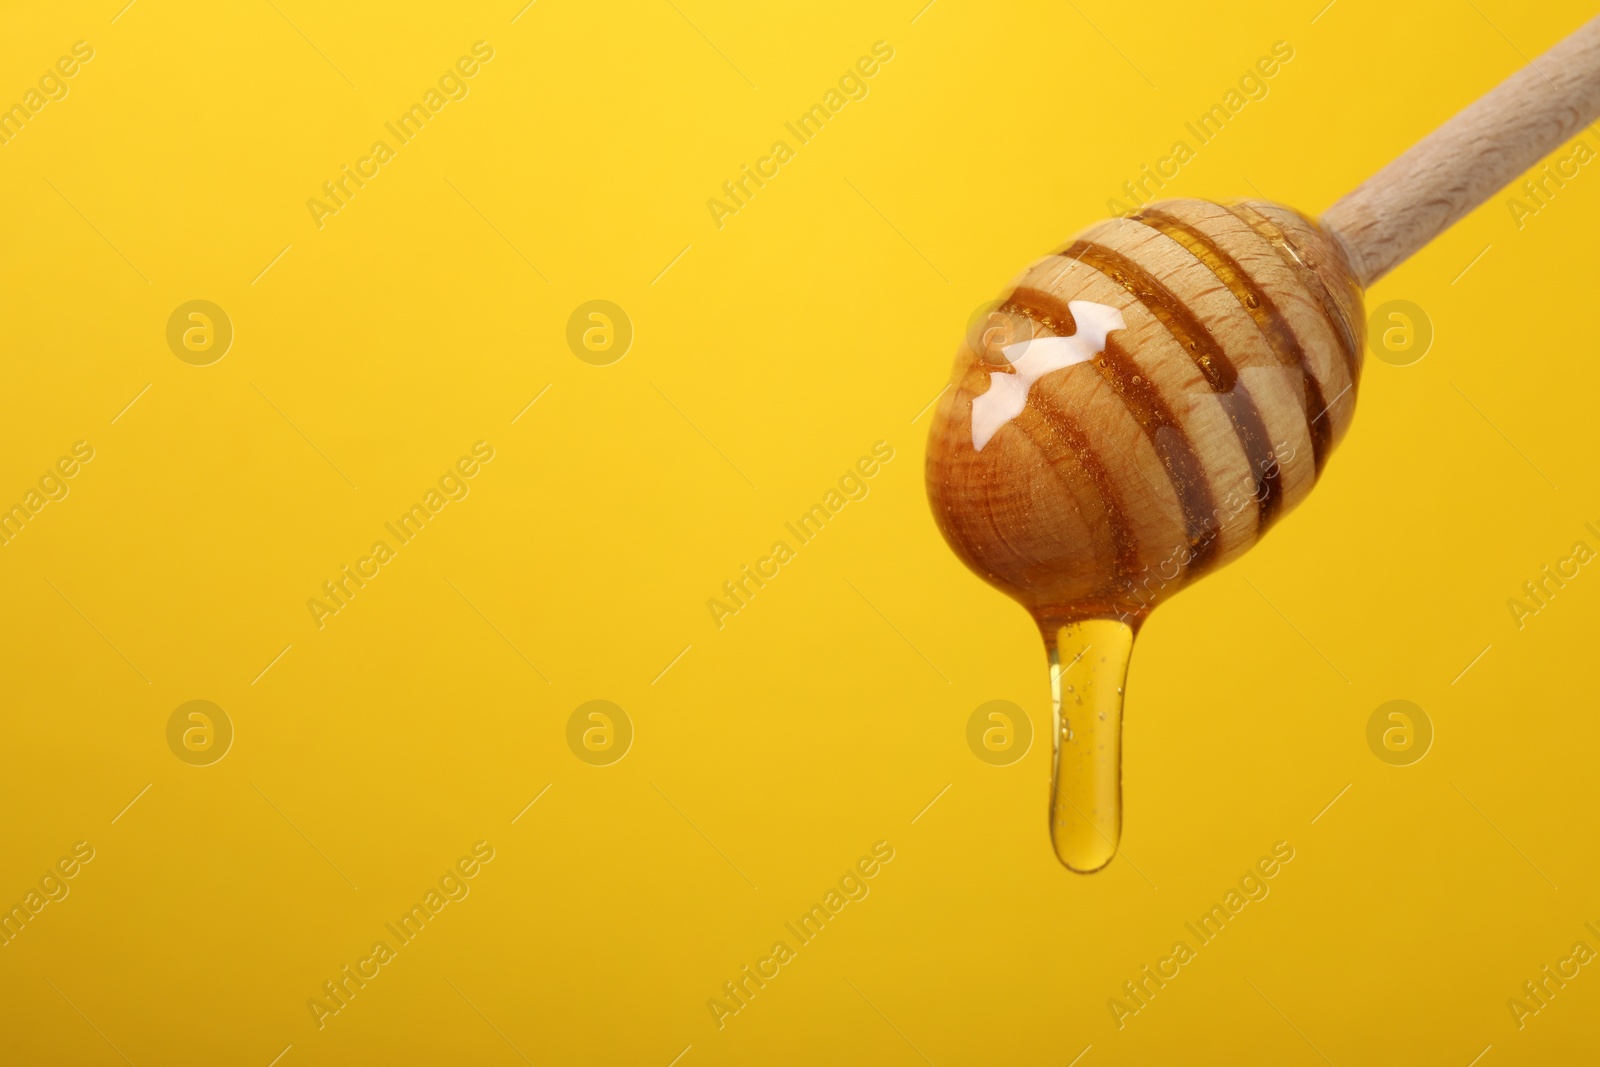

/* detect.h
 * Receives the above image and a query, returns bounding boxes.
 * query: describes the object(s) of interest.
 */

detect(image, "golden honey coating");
[926,198,1365,629]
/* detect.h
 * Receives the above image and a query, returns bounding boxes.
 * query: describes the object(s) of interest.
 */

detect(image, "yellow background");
[2,0,1597,1063]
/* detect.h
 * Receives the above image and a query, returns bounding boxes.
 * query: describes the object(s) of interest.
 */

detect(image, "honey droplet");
[1045,617,1136,873]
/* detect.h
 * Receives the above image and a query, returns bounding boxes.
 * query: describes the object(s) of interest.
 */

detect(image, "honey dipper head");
[926,198,1366,630]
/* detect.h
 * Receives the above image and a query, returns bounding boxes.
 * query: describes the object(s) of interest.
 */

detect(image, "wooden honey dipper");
[926,17,1600,872]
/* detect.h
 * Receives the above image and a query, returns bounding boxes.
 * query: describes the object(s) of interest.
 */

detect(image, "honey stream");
[1044,618,1136,873]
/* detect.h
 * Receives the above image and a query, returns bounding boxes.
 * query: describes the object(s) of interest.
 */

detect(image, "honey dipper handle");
[1323,15,1600,286]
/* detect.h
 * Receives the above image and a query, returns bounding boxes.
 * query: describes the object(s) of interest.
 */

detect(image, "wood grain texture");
[926,198,1363,628]
[1324,15,1600,286]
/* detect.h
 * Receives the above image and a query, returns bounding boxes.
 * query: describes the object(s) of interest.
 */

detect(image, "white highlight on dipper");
[971,301,1125,451]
